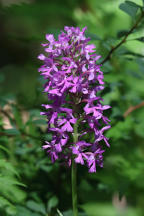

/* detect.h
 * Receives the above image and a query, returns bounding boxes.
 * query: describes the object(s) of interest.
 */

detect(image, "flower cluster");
[38,26,110,172]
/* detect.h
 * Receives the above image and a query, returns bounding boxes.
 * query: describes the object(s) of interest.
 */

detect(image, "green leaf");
[136,58,144,73]
[0,159,18,176]
[6,206,17,215]
[127,28,144,41]
[119,1,139,17]
[0,145,10,154]
[12,105,23,129]
[26,200,46,215]
[0,196,13,207]
[30,109,41,118]
[47,196,59,212]
[63,210,73,216]
[15,206,31,216]
[0,176,25,188]
[16,206,42,216]
[62,210,86,216]
[117,29,129,38]
[32,119,47,125]
[136,36,144,42]
[82,203,139,216]
[39,165,53,173]
[0,196,16,215]
[125,1,141,8]
[85,32,101,40]
[106,117,133,140]
[5,128,20,135]
[0,155,26,211]
[126,70,143,79]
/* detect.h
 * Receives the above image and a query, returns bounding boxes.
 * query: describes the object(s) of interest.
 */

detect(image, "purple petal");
[69,118,77,124]
[104,137,110,147]
[61,121,73,132]
[42,144,50,149]
[55,143,62,152]
[75,154,84,165]
[89,162,96,173]
[46,34,55,42]
[38,54,45,60]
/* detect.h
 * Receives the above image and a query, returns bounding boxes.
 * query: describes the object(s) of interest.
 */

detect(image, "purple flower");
[72,141,91,165]
[58,116,77,132]
[38,26,111,172]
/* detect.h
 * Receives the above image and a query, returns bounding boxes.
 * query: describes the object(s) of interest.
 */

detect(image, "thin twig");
[100,11,144,65]
[123,101,144,118]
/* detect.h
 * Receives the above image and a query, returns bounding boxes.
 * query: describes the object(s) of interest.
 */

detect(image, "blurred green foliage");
[0,0,144,215]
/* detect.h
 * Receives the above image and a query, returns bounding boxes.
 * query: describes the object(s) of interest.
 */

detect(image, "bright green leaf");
[6,206,17,215]
[127,29,144,41]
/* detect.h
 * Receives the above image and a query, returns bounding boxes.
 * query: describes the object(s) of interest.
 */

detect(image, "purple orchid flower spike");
[38,26,111,173]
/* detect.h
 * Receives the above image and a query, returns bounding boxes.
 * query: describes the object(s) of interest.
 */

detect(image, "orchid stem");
[72,158,78,216]
[72,121,78,216]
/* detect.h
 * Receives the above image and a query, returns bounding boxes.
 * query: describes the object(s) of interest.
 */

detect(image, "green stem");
[72,158,78,216]
[72,121,78,216]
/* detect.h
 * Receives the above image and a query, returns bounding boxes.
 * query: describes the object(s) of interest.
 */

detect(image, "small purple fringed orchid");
[38,26,111,173]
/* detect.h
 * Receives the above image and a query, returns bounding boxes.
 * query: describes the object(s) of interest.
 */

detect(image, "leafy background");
[0,0,144,215]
